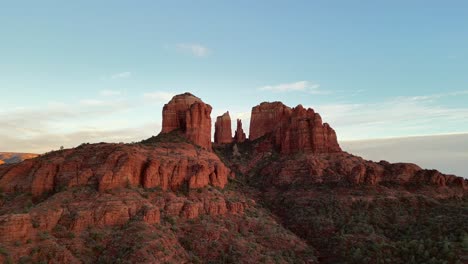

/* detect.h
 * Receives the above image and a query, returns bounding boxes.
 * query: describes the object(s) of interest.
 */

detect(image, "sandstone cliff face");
[234,119,246,143]
[256,152,467,190]
[275,105,341,154]
[249,102,341,154]
[214,112,233,144]
[0,187,251,263]
[0,142,228,198]
[161,93,212,149]
[249,102,292,141]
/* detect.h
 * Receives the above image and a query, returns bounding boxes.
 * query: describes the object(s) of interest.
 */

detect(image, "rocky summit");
[161,92,213,150]
[0,92,467,264]
[248,102,341,154]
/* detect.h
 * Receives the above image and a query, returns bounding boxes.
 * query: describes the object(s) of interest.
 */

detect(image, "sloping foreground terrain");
[0,136,315,263]
[0,93,467,263]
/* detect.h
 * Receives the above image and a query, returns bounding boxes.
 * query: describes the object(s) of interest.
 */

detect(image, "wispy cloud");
[176,43,209,57]
[80,99,105,106]
[100,89,121,96]
[110,72,131,79]
[234,111,250,119]
[258,81,324,94]
[314,92,468,140]
[0,95,143,153]
[0,124,157,154]
[143,91,175,103]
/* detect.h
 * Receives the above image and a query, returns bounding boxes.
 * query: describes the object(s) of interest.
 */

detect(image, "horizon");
[1,1,467,176]
[2,126,467,178]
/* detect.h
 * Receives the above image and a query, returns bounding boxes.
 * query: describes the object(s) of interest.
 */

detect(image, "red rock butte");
[214,112,233,144]
[161,92,212,149]
[249,102,341,154]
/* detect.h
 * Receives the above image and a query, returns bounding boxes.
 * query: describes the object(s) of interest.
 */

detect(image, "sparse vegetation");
[261,185,468,264]
[140,130,190,145]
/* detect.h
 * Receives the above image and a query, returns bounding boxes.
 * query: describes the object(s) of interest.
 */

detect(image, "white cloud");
[259,81,324,94]
[313,94,468,140]
[143,91,175,103]
[106,72,131,80]
[80,99,105,106]
[100,90,121,96]
[176,43,209,57]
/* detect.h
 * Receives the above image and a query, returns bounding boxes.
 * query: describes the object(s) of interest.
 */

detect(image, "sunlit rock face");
[214,112,233,144]
[161,92,213,149]
[249,102,341,154]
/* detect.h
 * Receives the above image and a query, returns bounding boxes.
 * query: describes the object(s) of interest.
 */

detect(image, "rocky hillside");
[0,92,467,264]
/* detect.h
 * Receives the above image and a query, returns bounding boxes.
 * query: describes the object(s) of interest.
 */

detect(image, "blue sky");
[1,0,468,153]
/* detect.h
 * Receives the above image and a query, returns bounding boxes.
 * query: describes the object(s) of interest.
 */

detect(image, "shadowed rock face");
[234,119,246,143]
[161,93,212,149]
[214,112,233,144]
[249,102,341,154]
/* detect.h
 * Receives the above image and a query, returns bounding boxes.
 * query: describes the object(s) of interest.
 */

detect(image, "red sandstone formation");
[0,189,248,241]
[234,119,246,143]
[249,102,292,141]
[255,151,467,190]
[161,93,212,149]
[0,142,228,198]
[249,102,341,154]
[214,112,233,144]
